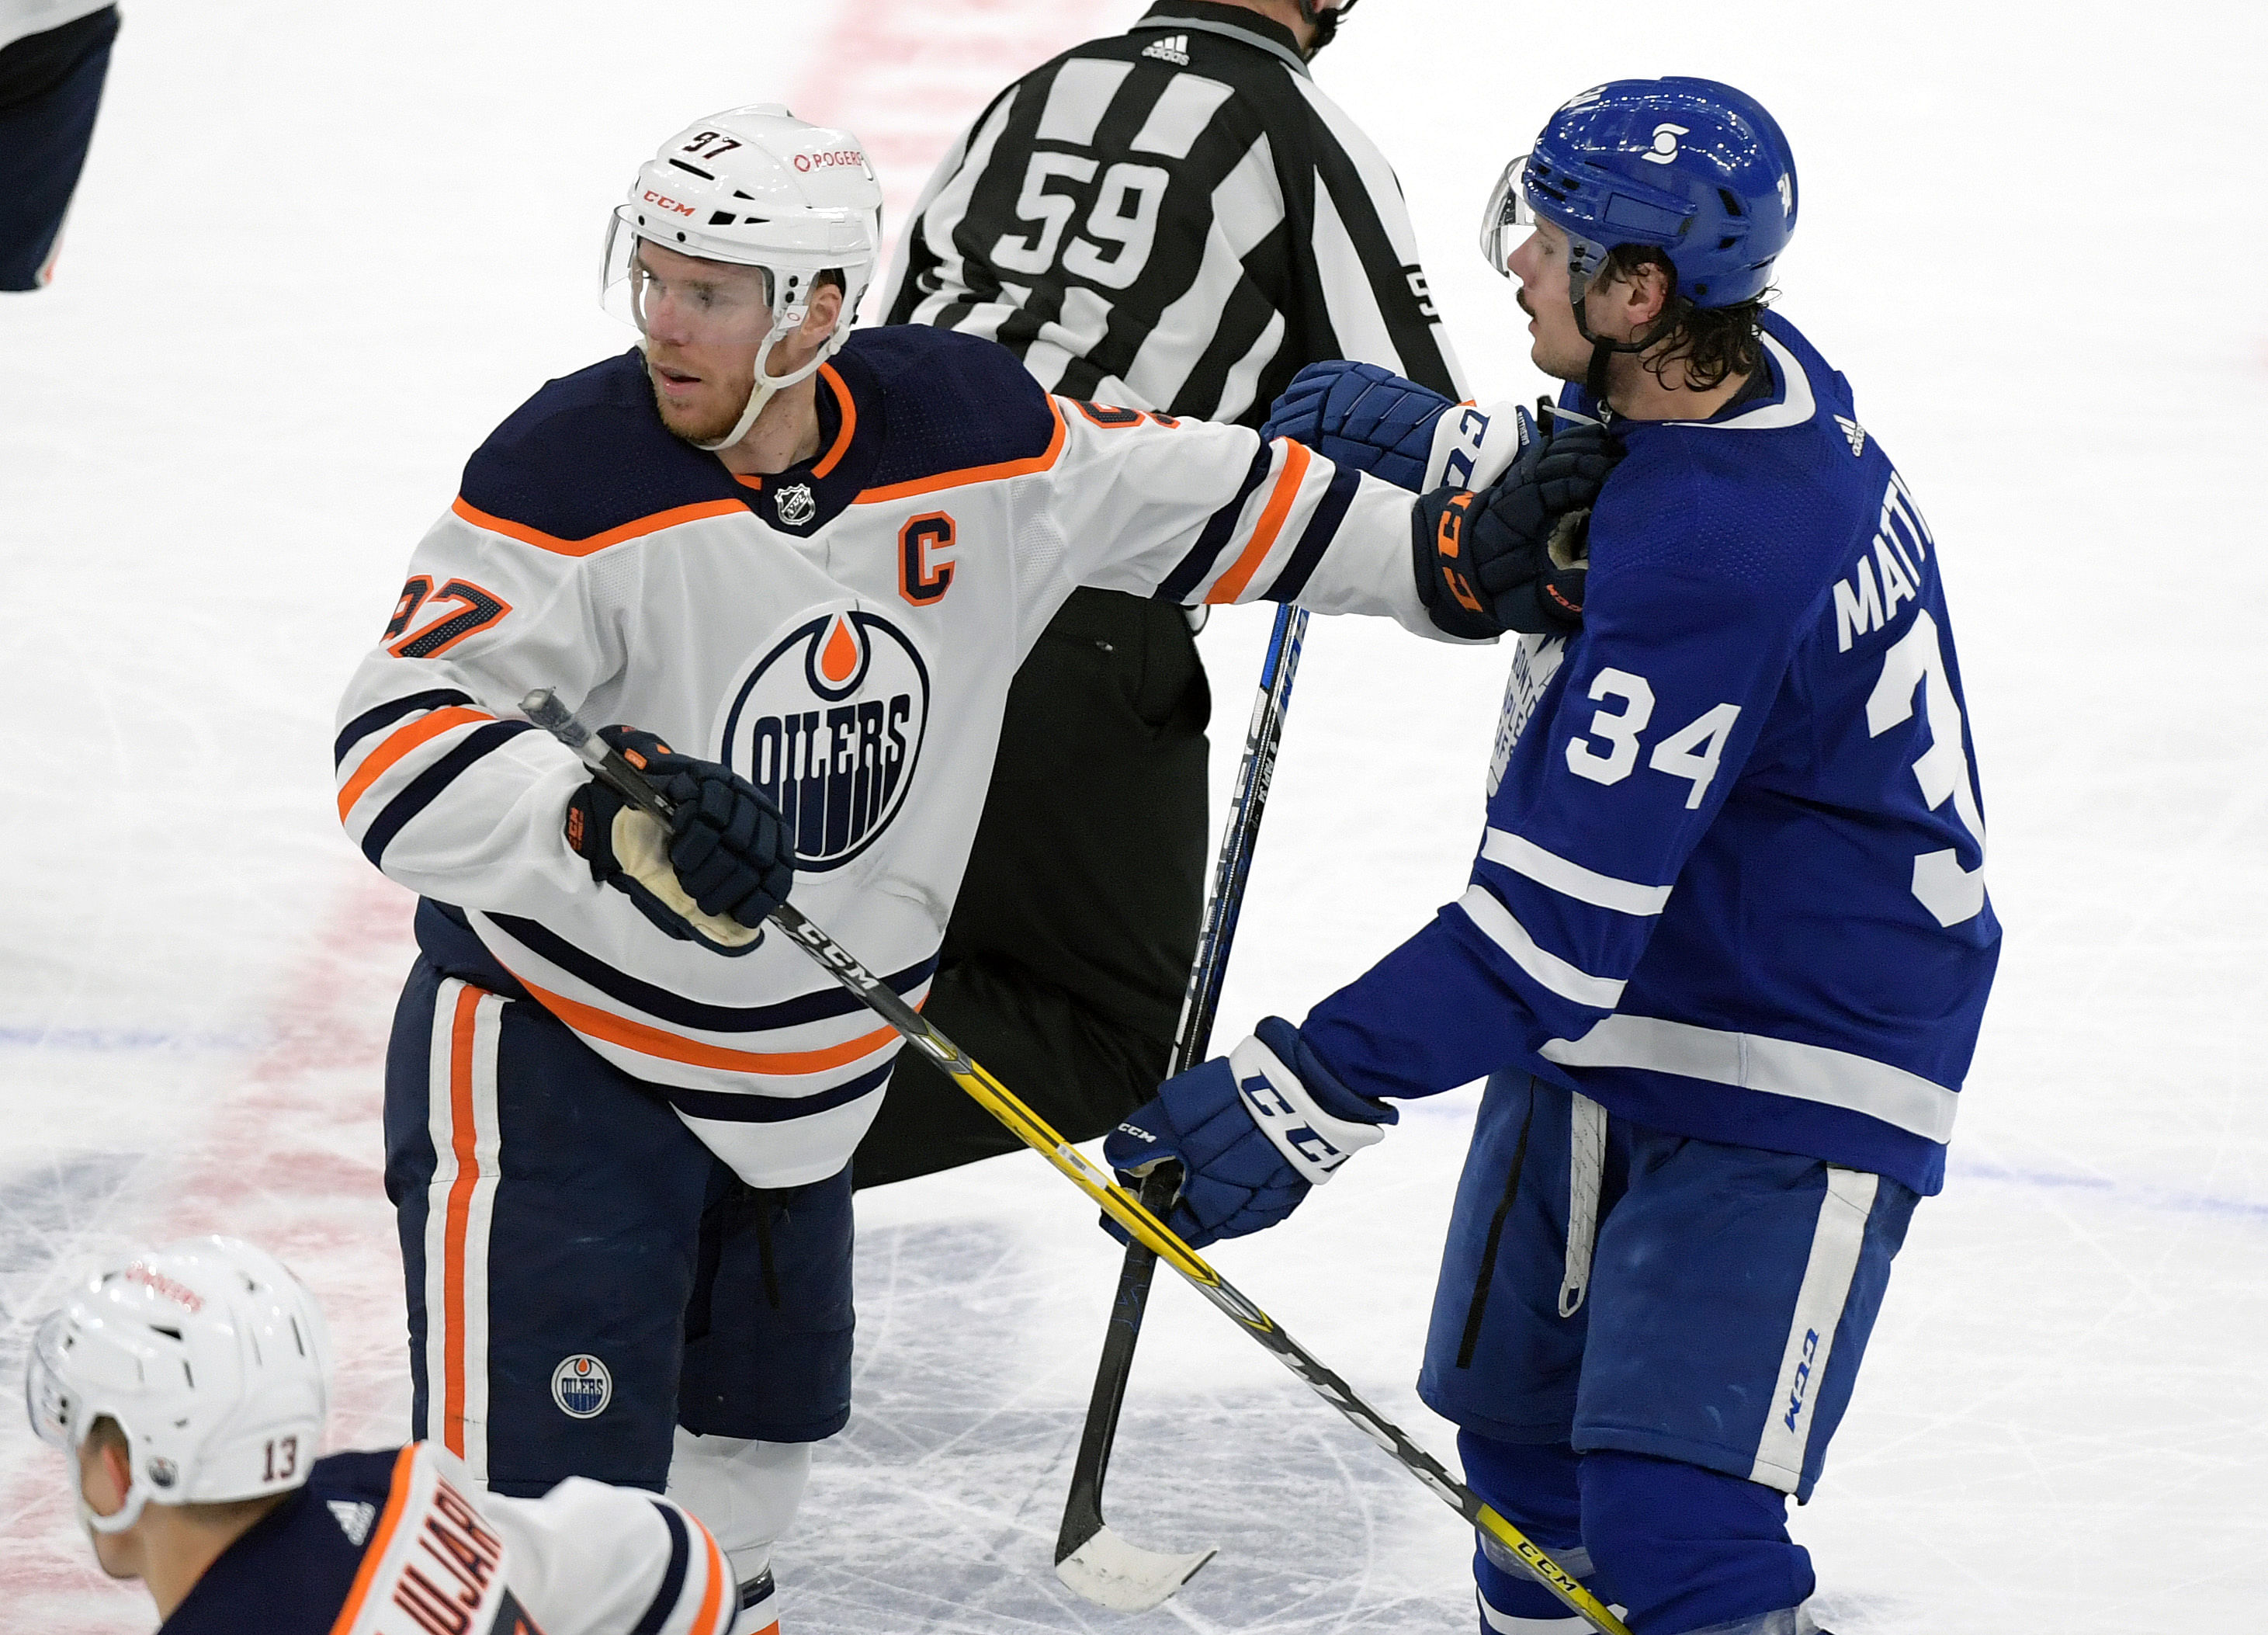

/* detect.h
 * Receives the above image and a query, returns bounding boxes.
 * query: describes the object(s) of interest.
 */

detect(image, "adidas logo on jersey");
[329,1499,377,1546]
[1835,415,1867,456]
[1141,33,1190,64]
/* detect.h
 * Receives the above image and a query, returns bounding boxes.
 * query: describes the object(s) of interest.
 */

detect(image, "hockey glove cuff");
[565,727,794,956]
[1261,361,1452,492]
[1412,420,1621,639]
[1229,1019,1395,1183]
[1103,1017,1394,1249]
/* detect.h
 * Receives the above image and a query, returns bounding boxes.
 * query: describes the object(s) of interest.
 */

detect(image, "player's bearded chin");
[646,349,754,446]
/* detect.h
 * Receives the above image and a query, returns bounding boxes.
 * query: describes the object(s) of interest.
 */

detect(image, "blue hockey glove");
[1260,361,1454,491]
[1412,420,1621,640]
[564,727,794,956]
[1103,1017,1396,1250]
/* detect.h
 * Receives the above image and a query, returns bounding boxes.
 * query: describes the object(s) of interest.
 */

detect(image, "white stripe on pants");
[1749,1166,1879,1491]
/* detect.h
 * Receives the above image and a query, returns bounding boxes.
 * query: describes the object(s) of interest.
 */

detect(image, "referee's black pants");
[851,588,1209,1187]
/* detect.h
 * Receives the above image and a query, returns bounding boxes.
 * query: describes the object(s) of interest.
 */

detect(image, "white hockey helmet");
[602,105,883,452]
[23,1236,331,1534]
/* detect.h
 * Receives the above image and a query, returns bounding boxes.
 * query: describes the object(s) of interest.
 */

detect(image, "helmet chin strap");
[80,1473,153,1535]
[1569,285,1687,410]
[690,316,833,455]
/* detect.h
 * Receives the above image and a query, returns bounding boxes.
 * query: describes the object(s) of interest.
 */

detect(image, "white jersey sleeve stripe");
[1200,439,1316,603]
[1540,1015,1960,1142]
[1153,438,1274,602]
[336,704,494,820]
[1453,884,1627,1011]
[1480,828,1674,915]
[334,686,477,768]
[339,715,543,869]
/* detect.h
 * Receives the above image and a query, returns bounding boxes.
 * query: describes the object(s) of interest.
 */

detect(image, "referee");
[856,0,1465,1186]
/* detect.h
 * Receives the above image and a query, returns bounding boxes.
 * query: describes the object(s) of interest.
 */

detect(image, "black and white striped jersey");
[876,0,1465,429]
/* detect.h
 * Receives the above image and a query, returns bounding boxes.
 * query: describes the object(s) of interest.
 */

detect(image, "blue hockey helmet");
[1479,78,1797,309]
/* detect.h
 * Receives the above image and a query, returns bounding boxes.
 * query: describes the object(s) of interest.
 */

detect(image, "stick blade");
[1055,1526,1218,1612]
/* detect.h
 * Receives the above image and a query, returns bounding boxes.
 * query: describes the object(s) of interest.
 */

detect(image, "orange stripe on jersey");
[855,395,1066,505]
[449,495,748,557]
[694,1522,731,1635]
[325,1446,419,1635]
[811,363,857,479]
[1207,441,1313,604]
[337,706,491,821]
[512,972,907,1075]
[441,985,484,1460]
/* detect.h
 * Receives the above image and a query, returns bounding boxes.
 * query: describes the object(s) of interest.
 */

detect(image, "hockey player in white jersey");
[334,105,1617,1615]
[25,1236,744,1634]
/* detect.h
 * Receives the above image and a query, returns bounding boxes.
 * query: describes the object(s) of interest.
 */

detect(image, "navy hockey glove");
[1260,360,1453,491]
[1413,420,1621,639]
[564,727,794,956]
[1103,1017,1396,1250]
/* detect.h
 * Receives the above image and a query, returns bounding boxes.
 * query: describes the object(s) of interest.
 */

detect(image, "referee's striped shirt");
[876,0,1465,429]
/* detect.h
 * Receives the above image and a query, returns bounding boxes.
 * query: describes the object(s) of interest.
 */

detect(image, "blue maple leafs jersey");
[1304,312,1999,1194]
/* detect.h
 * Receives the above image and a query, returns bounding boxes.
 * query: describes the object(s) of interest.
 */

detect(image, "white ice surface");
[3,2,2266,1630]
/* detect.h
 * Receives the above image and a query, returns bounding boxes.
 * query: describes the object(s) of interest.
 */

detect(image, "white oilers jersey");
[335,325,1437,1185]
[159,1444,736,1635]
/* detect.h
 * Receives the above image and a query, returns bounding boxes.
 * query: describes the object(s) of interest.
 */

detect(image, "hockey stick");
[1053,603,1307,1610]
[520,690,1631,1635]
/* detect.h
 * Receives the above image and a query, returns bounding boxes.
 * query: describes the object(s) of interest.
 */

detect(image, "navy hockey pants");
[0,7,118,290]
[384,947,854,1499]
[1424,1071,1917,1631]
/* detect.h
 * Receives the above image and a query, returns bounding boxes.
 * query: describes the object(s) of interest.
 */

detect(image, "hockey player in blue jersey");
[1108,78,1999,1635]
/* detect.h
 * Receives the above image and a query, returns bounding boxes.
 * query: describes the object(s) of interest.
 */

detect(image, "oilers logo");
[551,1353,612,1418]
[717,609,931,871]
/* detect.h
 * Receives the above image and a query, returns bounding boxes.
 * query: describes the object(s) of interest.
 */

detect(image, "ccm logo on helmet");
[641,189,697,217]
[793,149,865,173]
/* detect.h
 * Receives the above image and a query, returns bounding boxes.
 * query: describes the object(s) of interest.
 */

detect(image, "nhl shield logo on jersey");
[774,482,817,526]
[717,609,931,872]
[551,1353,612,1418]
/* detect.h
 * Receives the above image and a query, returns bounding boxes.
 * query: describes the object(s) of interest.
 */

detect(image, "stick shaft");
[1059,605,1308,1561]
[765,901,1628,1635]
[518,687,1629,1635]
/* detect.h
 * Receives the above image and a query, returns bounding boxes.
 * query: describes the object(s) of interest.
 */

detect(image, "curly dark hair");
[1598,245,1770,393]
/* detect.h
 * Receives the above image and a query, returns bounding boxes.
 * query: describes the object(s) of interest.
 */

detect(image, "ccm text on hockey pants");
[1422,1071,1918,1632]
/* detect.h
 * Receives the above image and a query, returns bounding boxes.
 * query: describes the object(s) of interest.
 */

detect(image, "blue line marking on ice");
[0,1026,259,1051]
[1951,1158,2268,1221]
